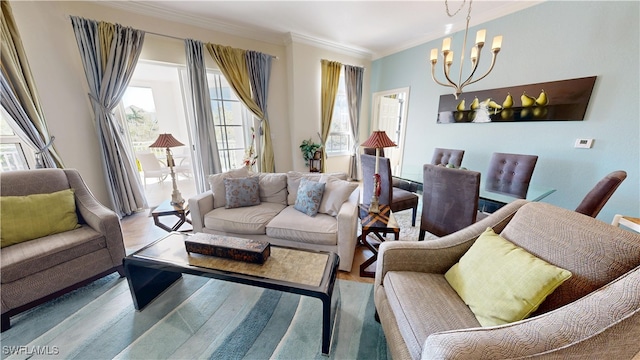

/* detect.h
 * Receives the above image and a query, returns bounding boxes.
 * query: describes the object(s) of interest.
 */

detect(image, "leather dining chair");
[575,170,627,218]
[419,164,480,240]
[361,154,419,226]
[431,148,465,167]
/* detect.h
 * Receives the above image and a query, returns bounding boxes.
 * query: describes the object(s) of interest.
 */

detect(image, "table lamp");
[361,130,396,213]
[149,133,185,205]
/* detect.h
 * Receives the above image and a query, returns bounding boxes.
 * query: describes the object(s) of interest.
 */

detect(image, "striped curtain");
[320,59,342,173]
[70,16,147,216]
[245,50,274,172]
[344,65,364,180]
[0,1,63,168]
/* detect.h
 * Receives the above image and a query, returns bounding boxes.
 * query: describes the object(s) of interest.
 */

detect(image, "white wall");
[10,1,370,208]
[371,1,639,222]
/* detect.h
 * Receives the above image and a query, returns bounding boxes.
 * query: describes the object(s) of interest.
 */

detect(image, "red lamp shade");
[361,130,396,149]
[149,133,184,148]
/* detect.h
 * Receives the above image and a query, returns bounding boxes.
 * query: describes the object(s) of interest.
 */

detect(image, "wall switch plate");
[574,138,594,148]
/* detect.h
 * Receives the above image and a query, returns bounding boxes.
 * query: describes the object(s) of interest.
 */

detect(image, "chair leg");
[411,206,417,226]
[1,313,10,332]
[419,230,426,241]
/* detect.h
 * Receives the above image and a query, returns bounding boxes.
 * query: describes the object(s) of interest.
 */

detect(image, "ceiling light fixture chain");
[430,0,503,99]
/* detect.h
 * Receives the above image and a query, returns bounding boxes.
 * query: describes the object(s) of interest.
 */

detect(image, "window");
[325,73,352,155]
[0,109,34,172]
[207,72,254,172]
[120,86,163,158]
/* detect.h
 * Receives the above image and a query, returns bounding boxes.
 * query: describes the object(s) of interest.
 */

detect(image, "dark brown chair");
[361,154,418,226]
[479,152,538,214]
[363,147,384,157]
[419,164,480,239]
[575,170,627,218]
[431,148,465,167]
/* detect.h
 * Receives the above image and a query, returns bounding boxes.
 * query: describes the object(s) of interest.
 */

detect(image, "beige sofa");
[189,169,360,271]
[375,200,640,359]
[1,169,125,331]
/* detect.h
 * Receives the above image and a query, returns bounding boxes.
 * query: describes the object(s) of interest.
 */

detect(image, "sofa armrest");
[423,265,640,359]
[64,169,125,267]
[336,188,360,271]
[188,191,214,232]
[375,199,527,287]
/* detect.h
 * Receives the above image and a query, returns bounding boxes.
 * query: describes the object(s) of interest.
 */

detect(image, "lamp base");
[369,195,380,213]
[171,190,184,206]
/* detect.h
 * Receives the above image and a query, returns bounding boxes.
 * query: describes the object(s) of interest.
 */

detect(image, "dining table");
[393,170,556,206]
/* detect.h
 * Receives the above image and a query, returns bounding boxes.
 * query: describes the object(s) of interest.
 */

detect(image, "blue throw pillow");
[294,178,325,217]
[224,176,260,209]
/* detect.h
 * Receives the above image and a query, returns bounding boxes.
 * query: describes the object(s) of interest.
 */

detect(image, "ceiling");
[105,1,543,59]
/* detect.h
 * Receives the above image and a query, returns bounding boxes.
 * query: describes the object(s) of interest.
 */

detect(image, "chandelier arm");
[441,59,461,92]
[459,49,483,88]
[430,62,454,88]
[463,50,499,87]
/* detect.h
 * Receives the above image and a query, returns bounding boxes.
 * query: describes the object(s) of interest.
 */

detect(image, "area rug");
[1,274,388,360]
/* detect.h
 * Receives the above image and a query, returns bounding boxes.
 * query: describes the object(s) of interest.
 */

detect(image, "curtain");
[344,64,364,180]
[206,44,276,173]
[70,16,146,217]
[185,39,222,193]
[0,0,63,168]
[245,50,274,172]
[320,59,342,173]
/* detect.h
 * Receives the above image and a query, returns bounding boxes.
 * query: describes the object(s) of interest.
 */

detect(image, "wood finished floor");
[120,211,375,284]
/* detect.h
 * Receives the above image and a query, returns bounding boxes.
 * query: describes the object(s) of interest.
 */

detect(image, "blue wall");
[371,1,639,222]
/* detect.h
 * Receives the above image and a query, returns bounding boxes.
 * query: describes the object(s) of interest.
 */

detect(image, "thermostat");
[574,138,594,149]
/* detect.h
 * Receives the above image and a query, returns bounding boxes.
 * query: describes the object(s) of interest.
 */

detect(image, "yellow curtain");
[0,0,63,167]
[320,59,342,172]
[206,44,275,172]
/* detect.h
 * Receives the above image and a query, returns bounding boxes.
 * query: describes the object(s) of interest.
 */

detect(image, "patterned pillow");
[224,176,260,209]
[294,177,326,217]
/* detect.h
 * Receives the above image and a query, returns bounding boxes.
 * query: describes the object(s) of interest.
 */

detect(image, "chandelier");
[430,0,503,99]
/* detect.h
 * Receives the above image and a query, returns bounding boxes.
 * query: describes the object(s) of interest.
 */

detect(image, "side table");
[358,204,399,278]
[151,200,192,232]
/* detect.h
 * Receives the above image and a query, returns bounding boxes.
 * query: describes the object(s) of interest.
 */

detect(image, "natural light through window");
[0,109,33,172]
[326,73,351,155]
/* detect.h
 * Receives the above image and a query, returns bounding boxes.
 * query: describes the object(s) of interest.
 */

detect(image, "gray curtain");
[345,65,364,180]
[245,50,274,172]
[185,39,222,193]
[70,16,147,217]
[1,0,63,168]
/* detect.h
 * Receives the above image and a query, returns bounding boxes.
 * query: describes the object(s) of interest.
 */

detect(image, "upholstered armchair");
[1,169,125,331]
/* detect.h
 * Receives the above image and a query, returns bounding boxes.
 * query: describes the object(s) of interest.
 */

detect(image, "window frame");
[325,72,352,157]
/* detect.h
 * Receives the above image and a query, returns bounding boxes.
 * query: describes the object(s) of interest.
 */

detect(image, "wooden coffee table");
[123,232,340,355]
[358,204,400,278]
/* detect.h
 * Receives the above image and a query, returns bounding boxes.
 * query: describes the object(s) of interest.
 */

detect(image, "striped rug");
[1,274,388,360]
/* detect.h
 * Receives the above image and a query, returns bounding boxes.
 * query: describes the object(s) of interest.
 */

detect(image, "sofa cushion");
[384,271,481,360]
[1,189,81,248]
[294,178,325,216]
[266,206,338,246]
[1,226,105,283]
[224,176,260,209]
[318,175,358,216]
[445,227,572,327]
[204,202,286,235]
[208,167,250,209]
[286,171,347,205]
[258,173,288,205]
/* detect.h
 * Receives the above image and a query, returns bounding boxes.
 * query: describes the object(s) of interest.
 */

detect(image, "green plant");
[299,138,322,166]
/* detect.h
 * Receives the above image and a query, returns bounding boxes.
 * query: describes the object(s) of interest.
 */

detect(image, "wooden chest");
[184,233,270,264]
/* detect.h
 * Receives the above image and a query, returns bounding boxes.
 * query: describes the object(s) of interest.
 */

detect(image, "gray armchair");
[1,169,125,331]
[375,200,640,359]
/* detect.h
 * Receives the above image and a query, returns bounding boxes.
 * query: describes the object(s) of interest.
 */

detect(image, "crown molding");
[286,33,372,60]
[100,1,284,46]
[372,0,545,60]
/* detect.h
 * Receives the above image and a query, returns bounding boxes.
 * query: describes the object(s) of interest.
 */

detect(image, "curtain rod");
[321,59,365,71]
[66,14,278,60]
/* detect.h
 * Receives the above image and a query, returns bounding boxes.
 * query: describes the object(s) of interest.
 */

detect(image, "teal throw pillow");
[294,178,325,217]
[224,176,260,209]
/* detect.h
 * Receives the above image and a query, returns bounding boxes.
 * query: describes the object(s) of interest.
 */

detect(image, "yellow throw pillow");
[1,189,80,248]
[445,227,572,327]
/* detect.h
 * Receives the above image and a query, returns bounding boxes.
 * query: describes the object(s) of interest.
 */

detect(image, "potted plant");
[299,138,322,167]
